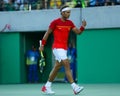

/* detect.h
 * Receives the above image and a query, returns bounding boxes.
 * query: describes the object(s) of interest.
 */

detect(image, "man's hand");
[39,45,44,52]
[82,19,87,27]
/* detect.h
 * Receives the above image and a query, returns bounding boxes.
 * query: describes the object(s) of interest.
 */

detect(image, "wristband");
[80,26,85,32]
[41,39,46,46]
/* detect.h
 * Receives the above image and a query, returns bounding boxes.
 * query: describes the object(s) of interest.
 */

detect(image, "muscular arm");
[72,27,83,35]
[39,28,53,51]
[42,28,53,40]
[72,19,87,35]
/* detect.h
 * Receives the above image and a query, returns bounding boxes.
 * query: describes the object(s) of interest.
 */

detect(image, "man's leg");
[41,61,62,94]
[48,61,62,82]
[61,59,74,83]
[28,65,33,83]
[62,59,84,95]
[33,64,38,83]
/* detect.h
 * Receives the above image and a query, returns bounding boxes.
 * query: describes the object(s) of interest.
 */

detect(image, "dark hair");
[60,5,69,12]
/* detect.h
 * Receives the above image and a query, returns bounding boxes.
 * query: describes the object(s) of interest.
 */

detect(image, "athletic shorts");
[53,48,67,62]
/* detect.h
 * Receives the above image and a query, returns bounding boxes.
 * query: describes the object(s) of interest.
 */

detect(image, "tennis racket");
[39,40,46,73]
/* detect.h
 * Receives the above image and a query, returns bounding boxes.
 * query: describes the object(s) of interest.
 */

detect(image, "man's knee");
[62,59,70,68]
[62,59,69,64]
[54,61,62,69]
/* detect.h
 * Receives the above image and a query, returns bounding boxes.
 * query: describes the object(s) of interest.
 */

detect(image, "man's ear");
[61,12,65,15]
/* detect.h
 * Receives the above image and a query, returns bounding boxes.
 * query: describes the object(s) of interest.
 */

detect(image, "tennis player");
[39,5,87,95]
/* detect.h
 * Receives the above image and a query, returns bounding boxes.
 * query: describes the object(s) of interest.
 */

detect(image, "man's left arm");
[72,19,87,35]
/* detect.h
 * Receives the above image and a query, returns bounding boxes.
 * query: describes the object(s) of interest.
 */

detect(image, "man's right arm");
[39,28,53,51]
[42,28,53,41]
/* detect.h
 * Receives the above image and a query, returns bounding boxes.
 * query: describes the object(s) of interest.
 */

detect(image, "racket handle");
[40,51,44,58]
[39,40,42,47]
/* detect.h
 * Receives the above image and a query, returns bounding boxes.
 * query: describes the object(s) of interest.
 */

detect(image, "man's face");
[32,46,36,51]
[62,10,71,19]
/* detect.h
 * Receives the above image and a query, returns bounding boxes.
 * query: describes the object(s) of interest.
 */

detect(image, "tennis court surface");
[0,83,120,96]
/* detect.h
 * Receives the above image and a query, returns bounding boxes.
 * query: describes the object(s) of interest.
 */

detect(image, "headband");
[61,7,71,12]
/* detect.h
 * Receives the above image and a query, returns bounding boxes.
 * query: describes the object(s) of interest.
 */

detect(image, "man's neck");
[61,17,67,22]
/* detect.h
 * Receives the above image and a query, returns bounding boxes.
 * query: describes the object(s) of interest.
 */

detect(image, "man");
[26,45,39,83]
[39,5,87,95]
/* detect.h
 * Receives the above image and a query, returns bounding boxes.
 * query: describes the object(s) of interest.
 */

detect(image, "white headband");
[61,7,71,12]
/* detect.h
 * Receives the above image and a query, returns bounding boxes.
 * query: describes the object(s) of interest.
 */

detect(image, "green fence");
[77,28,120,83]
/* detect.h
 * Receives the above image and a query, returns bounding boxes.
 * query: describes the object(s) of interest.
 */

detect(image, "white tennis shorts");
[53,48,67,62]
